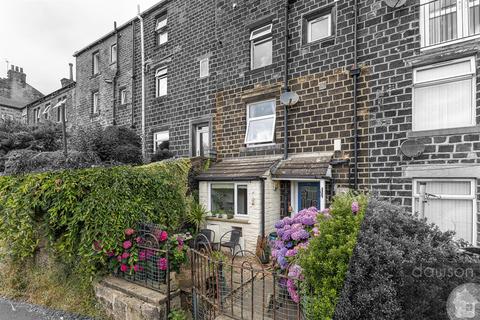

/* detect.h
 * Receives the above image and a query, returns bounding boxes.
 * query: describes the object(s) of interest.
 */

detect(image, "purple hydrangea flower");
[285,249,298,257]
[352,201,359,214]
[275,220,285,229]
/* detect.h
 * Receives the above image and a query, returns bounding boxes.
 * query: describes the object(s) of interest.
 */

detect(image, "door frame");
[290,179,326,215]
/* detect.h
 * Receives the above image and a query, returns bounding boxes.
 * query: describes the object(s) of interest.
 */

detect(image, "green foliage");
[298,191,367,320]
[0,159,191,280]
[70,124,142,164]
[333,198,480,320]
[186,199,208,232]
[168,309,188,320]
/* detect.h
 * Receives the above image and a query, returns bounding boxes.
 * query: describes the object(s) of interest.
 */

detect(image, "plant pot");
[227,215,234,219]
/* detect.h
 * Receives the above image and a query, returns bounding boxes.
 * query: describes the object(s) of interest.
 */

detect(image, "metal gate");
[189,248,306,320]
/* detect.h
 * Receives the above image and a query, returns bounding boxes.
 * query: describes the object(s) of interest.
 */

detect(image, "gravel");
[0,297,95,320]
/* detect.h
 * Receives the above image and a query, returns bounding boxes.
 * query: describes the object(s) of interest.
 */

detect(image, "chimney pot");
[69,63,73,81]
[20,67,23,73]
[15,66,19,72]
[11,65,14,70]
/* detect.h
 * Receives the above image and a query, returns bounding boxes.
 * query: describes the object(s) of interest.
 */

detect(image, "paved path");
[0,297,94,320]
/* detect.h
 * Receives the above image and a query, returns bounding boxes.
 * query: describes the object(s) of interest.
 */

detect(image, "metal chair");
[194,229,215,251]
[220,230,242,255]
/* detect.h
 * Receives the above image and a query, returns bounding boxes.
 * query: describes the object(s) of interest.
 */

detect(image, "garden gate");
[189,247,306,320]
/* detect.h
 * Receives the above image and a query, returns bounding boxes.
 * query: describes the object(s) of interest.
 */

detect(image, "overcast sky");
[0,0,160,94]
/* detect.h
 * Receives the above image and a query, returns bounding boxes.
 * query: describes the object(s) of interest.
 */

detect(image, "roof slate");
[271,154,333,179]
[196,157,281,181]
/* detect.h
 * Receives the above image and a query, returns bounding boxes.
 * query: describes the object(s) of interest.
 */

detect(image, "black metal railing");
[420,0,480,47]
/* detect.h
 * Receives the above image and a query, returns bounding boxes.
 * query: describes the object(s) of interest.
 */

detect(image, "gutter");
[137,6,146,160]
[350,0,360,190]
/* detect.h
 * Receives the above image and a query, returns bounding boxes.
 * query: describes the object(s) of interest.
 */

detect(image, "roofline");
[0,103,24,110]
[196,176,267,181]
[73,0,170,57]
[23,82,76,110]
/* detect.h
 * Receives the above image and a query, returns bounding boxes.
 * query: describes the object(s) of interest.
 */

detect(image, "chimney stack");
[69,63,73,81]
[7,65,27,87]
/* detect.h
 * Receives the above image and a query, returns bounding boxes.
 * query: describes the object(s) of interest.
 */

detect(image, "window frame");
[307,13,332,43]
[92,91,99,115]
[92,51,100,75]
[153,130,169,153]
[33,107,41,124]
[43,103,51,120]
[245,99,277,145]
[208,182,249,217]
[199,58,209,78]
[110,43,117,64]
[193,122,210,157]
[412,178,476,243]
[412,56,476,132]
[155,14,168,46]
[155,68,168,97]
[250,24,273,70]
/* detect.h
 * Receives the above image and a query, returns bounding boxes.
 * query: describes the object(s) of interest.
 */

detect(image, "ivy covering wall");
[0,159,191,278]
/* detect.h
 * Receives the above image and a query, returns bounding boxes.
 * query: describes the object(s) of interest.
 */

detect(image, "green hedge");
[298,192,367,320]
[0,159,191,278]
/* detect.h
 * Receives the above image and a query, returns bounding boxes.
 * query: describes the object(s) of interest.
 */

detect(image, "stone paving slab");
[0,297,93,320]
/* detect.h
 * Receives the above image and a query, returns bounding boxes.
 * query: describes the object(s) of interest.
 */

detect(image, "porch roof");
[196,157,281,181]
[271,153,333,180]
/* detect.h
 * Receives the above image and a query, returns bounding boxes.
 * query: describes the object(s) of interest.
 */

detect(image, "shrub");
[0,159,191,280]
[298,192,367,320]
[4,149,100,175]
[333,198,480,320]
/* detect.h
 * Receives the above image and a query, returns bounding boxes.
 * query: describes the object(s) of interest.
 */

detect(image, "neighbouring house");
[24,64,75,128]
[0,65,44,122]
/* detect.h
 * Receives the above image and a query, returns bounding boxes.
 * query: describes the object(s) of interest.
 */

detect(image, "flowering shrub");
[271,207,332,303]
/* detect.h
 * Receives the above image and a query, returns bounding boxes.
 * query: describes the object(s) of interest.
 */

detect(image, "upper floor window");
[33,107,40,124]
[421,0,480,47]
[92,51,100,75]
[245,100,276,145]
[92,91,99,114]
[153,130,169,153]
[413,56,476,131]
[156,14,168,46]
[120,88,127,105]
[200,58,209,78]
[193,123,210,157]
[306,13,332,43]
[110,43,117,64]
[250,24,273,70]
[155,68,168,97]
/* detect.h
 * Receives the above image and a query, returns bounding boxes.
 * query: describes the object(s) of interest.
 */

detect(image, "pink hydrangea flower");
[133,264,142,272]
[106,250,115,257]
[121,252,130,259]
[351,201,359,214]
[125,228,136,236]
[135,236,143,244]
[93,241,103,251]
[123,240,132,250]
[117,255,122,262]
[120,264,128,272]
[157,257,168,271]
[138,250,146,261]
[159,231,168,242]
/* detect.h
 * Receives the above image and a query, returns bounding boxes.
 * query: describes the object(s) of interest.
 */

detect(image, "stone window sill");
[407,125,480,138]
[206,217,250,224]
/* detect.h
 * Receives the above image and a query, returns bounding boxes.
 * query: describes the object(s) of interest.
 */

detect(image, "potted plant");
[227,213,234,219]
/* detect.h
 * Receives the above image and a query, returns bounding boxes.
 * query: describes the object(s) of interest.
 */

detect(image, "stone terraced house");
[70,0,480,250]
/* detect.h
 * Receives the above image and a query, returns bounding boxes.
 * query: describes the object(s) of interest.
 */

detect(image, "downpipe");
[137,6,146,160]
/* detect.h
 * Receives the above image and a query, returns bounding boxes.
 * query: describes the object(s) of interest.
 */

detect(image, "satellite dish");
[383,0,407,8]
[400,139,425,158]
[280,91,299,106]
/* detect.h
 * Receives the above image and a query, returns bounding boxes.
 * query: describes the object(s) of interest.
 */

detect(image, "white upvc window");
[156,14,168,45]
[155,68,168,97]
[208,183,248,216]
[307,13,332,43]
[199,58,209,78]
[43,103,51,120]
[245,100,276,145]
[92,51,99,75]
[120,88,127,105]
[413,56,476,131]
[250,24,273,70]
[33,107,40,124]
[194,123,210,157]
[153,130,169,153]
[111,43,117,63]
[92,91,99,114]
[420,0,480,47]
[413,179,476,243]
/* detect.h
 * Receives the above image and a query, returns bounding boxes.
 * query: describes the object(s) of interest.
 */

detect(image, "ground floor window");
[413,179,476,243]
[209,183,248,216]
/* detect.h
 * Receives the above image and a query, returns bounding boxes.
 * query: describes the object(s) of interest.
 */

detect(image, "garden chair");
[219,230,242,255]
[195,228,216,251]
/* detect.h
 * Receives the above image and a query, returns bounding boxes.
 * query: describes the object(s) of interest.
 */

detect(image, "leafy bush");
[0,159,191,280]
[4,149,100,175]
[298,192,367,320]
[70,124,142,164]
[333,198,480,320]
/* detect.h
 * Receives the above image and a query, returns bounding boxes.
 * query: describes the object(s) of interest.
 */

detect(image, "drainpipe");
[351,0,360,190]
[283,0,290,161]
[131,20,136,128]
[260,178,266,238]
[137,5,146,160]
[112,21,119,125]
